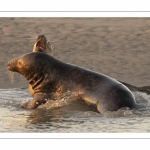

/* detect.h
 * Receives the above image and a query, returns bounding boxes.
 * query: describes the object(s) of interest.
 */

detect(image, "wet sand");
[1,18,150,89]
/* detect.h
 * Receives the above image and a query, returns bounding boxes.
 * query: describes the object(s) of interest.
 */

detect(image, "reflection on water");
[1,88,150,132]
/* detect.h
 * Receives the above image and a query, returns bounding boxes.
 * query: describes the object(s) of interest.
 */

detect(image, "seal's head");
[7,52,50,80]
[7,52,61,96]
[33,35,53,55]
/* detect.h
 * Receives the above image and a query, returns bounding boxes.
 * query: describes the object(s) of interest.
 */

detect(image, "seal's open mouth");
[33,35,48,52]
[36,41,46,51]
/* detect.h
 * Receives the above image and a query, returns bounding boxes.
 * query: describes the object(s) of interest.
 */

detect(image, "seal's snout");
[7,61,14,71]
[7,61,11,70]
[7,61,10,67]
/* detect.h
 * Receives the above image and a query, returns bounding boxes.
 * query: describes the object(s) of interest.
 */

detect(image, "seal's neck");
[27,72,45,89]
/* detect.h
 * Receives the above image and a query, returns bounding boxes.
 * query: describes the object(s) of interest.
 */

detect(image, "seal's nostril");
[7,62,11,66]
[7,62,11,70]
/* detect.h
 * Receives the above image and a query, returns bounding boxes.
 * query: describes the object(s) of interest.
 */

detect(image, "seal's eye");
[18,60,22,68]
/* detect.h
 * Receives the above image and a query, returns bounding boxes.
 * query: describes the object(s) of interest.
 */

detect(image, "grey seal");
[7,52,136,114]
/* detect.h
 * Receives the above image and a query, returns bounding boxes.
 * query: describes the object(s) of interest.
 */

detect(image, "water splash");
[133,91,150,109]
[133,91,150,103]
[1,88,150,132]
[103,107,134,117]
[38,90,74,110]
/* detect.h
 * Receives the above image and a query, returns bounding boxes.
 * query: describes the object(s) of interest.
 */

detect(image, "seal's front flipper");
[20,93,52,109]
[119,80,150,95]
[20,99,39,109]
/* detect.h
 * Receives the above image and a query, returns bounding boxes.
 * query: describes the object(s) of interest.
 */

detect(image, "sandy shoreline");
[1,18,150,89]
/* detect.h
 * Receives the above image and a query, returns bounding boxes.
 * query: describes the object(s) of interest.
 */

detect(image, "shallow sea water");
[1,88,150,133]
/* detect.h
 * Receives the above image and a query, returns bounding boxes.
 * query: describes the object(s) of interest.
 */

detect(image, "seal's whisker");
[22,47,27,55]
[50,40,55,43]
[28,32,38,39]
[28,39,36,44]
[28,33,38,43]
[18,50,26,57]
[48,39,56,44]
[49,39,61,44]
[7,70,14,84]
[28,36,37,42]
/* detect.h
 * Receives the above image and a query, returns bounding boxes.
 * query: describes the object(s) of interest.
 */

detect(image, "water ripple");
[0,88,150,132]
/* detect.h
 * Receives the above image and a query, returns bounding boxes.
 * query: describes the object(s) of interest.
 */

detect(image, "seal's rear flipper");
[138,86,150,94]
[119,80,150,95]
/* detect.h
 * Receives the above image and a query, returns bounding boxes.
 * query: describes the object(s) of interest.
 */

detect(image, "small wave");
[133,91,150,109]
[38,90,75,110]
[133,91,150,102]
[1,88,150,117]
[0,88,31,109]
[103,107,134,117]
